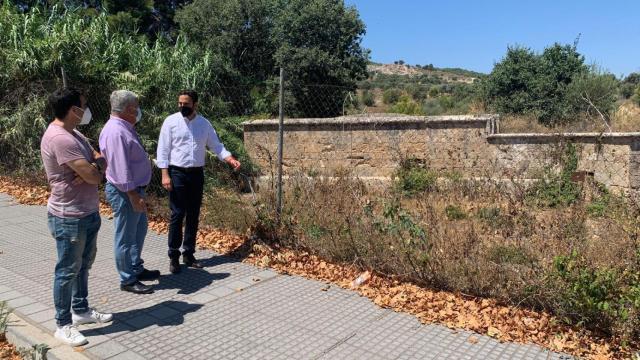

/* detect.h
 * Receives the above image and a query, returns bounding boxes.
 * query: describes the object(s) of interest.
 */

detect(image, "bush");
[382,88,402,104]
[488,245,533,265]
[388,95,425,115]
[549,250,640,336]
[250,166,640,343]
[482,43,589,125]
[526,143,581,207]
[361,90,375,106]
[445,205,466,220]
[566,68,618,118]
[394,159,437,196]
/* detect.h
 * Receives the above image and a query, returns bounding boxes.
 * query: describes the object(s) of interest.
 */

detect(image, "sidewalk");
[0,192,570,360]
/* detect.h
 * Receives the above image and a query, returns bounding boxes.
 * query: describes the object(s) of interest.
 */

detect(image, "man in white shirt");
[156,90,241,274]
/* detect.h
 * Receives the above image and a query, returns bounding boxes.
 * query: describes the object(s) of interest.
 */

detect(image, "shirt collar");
[109,115,134,130]
[181,112,199,122]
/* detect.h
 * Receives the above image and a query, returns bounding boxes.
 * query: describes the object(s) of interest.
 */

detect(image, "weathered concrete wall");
[242,115,640,193]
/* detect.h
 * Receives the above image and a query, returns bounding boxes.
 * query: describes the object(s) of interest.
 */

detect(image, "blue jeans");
[105,183,147,286]
[48,212,100,327]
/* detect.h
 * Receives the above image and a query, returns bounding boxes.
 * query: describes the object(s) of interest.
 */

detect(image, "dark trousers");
[168,166,204,259]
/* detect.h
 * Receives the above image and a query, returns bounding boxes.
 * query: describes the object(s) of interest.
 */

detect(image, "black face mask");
[180,106,193,117]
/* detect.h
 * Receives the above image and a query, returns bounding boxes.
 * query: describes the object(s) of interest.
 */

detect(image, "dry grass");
[500,100,640,133]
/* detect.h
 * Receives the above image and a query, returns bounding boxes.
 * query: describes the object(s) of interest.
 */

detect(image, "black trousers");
[168,166,204,259]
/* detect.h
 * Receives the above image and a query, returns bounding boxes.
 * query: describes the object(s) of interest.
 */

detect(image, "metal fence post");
[61,67,68,88]
[276,67,285,218]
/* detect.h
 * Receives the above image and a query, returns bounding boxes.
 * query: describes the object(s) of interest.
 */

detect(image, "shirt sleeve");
[156,118,171,168]
[53,135,88,166]
[100,133,135,192]
[206,122,232,161]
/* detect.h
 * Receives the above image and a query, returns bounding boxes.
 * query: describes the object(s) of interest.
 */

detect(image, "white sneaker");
[72,308,113,325]
[54,324,88,347]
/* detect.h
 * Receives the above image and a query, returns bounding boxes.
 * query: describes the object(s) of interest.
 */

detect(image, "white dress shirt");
[156,112,232,169]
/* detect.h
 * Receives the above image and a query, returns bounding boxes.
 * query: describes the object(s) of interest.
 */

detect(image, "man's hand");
[127,191,147,213]
[225,156,241,171]
[161,168,172,191]
[72,174,85,186]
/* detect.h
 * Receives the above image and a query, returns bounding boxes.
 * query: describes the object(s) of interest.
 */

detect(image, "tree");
[566,68,619,122]
[177,0,370,117]
[483,43,588,125]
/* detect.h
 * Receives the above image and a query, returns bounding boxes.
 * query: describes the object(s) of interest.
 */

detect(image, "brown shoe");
[183,254,203,268]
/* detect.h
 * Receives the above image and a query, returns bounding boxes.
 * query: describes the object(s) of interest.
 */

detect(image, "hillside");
[356,63,484,116]
[366,63,484,84]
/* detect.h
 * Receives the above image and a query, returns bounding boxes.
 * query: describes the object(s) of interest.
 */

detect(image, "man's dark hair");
[49,87,82,119]
[179,89,198,103]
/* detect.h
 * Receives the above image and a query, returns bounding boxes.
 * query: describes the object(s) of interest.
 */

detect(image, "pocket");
[51,216,81,244]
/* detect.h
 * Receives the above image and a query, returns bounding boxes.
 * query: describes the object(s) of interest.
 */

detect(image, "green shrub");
[586,184,611,217]
[382,88,402,104]
[0,301,8,333]
[482,43,590,125]
[566,68,618,118]
[488,245,533,265]
[526,143,581,207]
[549,250,640,336]
[445,205,466,220]
[361,90,375,106]
[394,159,437,196]
[389,95,425,115]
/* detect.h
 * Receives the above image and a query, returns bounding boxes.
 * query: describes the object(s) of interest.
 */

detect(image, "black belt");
[169,165,203,173]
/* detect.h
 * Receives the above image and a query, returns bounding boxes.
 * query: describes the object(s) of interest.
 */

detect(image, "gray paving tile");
[14,301,48,315]
[88,340,128,358]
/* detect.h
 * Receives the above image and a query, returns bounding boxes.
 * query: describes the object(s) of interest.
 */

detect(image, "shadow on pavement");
[153,269,230,295]
[82,300,204,337]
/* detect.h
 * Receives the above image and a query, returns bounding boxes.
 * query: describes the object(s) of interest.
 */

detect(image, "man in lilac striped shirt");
[99,90,159,295]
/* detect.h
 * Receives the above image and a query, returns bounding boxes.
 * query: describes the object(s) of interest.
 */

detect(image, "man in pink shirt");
[40,88,113,347]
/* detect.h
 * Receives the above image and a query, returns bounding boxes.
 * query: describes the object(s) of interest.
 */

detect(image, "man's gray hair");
[110,90,139,113]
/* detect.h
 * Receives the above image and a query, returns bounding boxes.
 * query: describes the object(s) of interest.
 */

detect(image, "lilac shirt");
[41,123,99,218]
[98,116,151,192]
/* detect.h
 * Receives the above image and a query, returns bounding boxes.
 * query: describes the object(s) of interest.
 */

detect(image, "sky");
[344,0,640,77]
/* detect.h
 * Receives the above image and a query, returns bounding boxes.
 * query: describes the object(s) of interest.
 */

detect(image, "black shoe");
[120,281,154,294]
[170,258,181,274]
[183,254,203,269]
[137,269,160,281]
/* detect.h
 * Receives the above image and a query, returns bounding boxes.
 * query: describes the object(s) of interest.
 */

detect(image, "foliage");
[565,68,618,118]
[177,0,370,117]
[361,90,375,106]
[482,43,590,125]
[388,95,425,115]
[8,0,189,39]
[382,88,402,104]
[0,301,8,334]
[394,159,437,195]
[488,245,533,265]
[445,204,466,220]
[526,143,581,207]
[586,183,612,217]
[0,3,257,184]
[18,344,49,360]
[550,250,640,335]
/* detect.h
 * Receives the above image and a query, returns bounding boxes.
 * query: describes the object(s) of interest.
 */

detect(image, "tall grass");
[0,3,256,184]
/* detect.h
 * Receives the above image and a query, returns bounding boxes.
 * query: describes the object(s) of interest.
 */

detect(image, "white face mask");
[79,107,92,125]
[136,108,142,123]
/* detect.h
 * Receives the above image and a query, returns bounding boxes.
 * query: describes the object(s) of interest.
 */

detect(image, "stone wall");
[242,115,640,193]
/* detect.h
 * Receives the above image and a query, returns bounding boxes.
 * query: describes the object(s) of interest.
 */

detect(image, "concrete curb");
[5,312,90,360]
